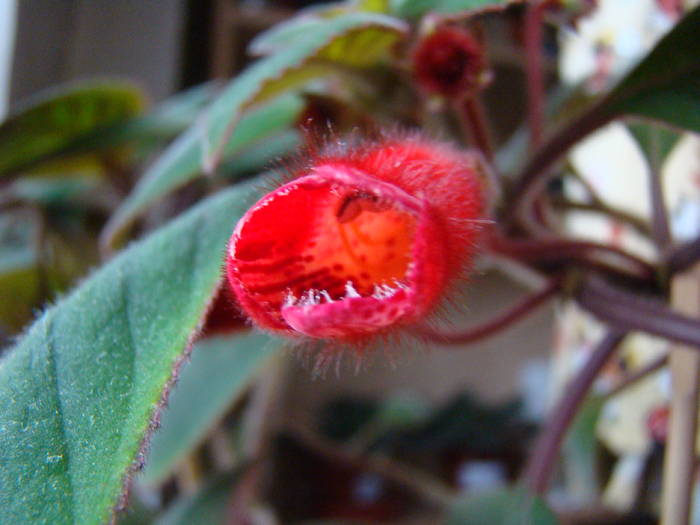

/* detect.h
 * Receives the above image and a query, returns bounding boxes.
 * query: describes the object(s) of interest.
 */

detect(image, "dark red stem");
[524,0,546,150]
[668,236,700,275]
[458,95,494,161]
[577,276,700,348]
[488,234,657,281]
[415,276,562,344]
[523,330,626,494]
[511,99,614,231]
[604,353,668,399]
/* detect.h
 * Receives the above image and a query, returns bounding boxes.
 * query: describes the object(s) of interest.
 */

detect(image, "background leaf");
[220,129,301,179]
[604,6,700,131]
[153,471,241,525]
[103,12,407,247]
[0,80,145,176]
[0,184,254,525]
[0,213,40,333]
[562,396,603,502]
[390,0,514,18]
[446,486,559,525]
[250,6,400,57]
[61,82,218,161]
[141,333,281,486]
[103,94,303,247]
[627,122,681,168]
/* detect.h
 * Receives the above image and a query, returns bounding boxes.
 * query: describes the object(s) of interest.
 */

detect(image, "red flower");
[226,134,484,344]
[412,26,487,99]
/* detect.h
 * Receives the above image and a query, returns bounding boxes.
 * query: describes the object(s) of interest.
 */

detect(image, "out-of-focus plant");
[1,1,700,524]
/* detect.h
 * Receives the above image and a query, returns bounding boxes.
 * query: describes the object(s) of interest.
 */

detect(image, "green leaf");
[9,175,99,207]
[105,12,405,247]
[447,487,559,525]
[372,393,430,430]
[562,396,603,502]
[249,2,395,55]
[249,16,332,56]
[141,333,280,486]
[220,129,301,178]
[154,471,241,525]
[354,0,391,13]
[116,487,159,525]
[0,80,145,175]
[0,212,41,332]
[103,94,303,247]
[0,184,254,525]
[603,6,700,132]
[627,122,681,168]
[230,11,404,103]
[61,82,218,160]
[390,0,513,18]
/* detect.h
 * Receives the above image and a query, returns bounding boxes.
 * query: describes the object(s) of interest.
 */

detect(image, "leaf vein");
[45,313,77,524]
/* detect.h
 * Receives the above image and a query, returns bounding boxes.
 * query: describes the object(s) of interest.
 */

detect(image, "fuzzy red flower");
[226,135,484,343]
[412,26,487,98]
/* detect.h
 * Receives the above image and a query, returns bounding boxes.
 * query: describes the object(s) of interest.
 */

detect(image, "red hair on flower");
[225,133,485,347]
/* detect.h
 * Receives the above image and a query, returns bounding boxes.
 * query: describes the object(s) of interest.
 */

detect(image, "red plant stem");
[488,234,657,281]
[551,198,651,237]
[524,0,546,150]
[511,99,614,231]
[523,330,627,495]
[668,236,700,275]
[416,276,562,344]
[457,95,494,161]
[604,353,668,399]
[577,276,700,348]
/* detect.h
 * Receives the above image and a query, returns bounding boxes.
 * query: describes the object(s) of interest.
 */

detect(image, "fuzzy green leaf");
[0,185,254,525]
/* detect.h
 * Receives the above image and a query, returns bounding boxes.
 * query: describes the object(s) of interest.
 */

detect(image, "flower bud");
[412,26,488,99]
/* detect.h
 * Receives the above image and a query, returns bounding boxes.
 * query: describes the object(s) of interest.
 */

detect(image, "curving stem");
[523,330,626,494]
[456,95,494,161]
[414,276,562,344]
[524,0,546,150]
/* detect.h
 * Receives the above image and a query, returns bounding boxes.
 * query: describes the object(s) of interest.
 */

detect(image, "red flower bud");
[412,26,487,99]
[226,134,485,344]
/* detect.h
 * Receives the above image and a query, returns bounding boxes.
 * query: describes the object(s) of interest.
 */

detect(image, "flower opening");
[226,136,484,343]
